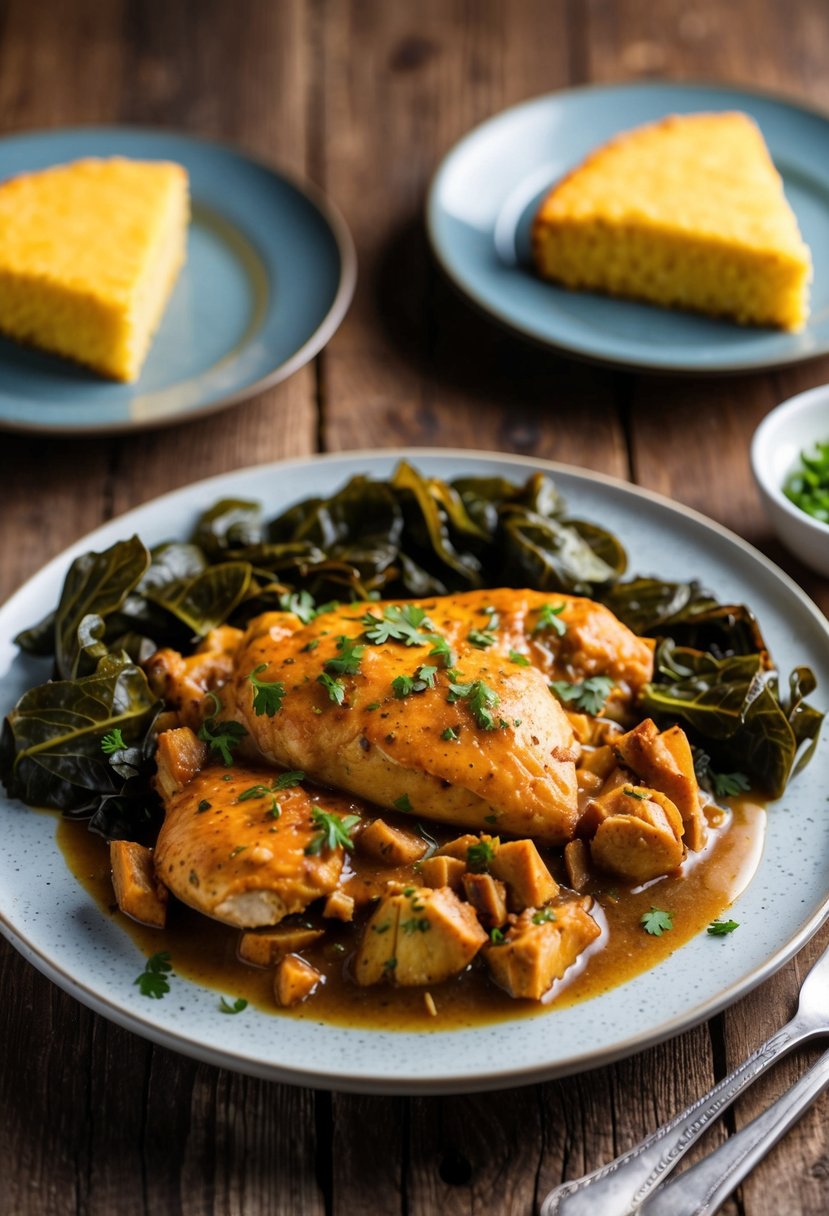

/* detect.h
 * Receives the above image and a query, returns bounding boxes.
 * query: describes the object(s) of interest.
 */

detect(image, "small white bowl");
[751,384,829,577]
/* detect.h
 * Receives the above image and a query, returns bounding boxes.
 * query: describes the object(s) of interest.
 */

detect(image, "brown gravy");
[56,798,765,1031]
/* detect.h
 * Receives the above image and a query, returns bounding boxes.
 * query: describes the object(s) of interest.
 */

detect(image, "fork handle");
[639,1047,829,1216]
[539,1018,810,1216]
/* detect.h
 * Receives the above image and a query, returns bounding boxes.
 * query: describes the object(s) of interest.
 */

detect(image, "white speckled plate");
[1,450,828,1094]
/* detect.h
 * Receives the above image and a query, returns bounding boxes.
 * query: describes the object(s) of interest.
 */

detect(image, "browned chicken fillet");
[153,728,358,927]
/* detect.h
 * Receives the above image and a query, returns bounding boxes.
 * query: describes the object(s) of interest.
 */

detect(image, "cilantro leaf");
[466,838,498,873]
[279,589,318,624]
[508,649,530,667]
[304,807,361,855]
[362,604,433,647]
[549,676,614,715]
[441,726,459,741]
[324,635,365,676]
[100,728,126,754]
[134,951,173,999]
[273,770,305,789]
[393,793,413,814]
[392,664,438,699]
[467,629,496,650]
[707,919,739,937]
[711,770,751,799]
[447,678,500,730]
[641,907,673,936]
[533,603,567,637]
[317,672,346,705]
[198,697,248,766]
[219,996,248,1014]
[248,664,286,716]
[427,635,456,668]
[237,783,281,819]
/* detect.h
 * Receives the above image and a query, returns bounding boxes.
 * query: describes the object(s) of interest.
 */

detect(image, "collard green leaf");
[140,542,207,591]
[0,654,161,812]
[54,536,150,680]
[14,610,57,657]
[499,509,617,594]
[191,499,263,556]
[144,562,252,637]
[392,461,483,584]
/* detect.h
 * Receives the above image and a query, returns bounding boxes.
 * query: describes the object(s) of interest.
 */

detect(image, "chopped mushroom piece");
[109,840,168,928]
[354,886,487,987]
[274,954,322,1007]
[462,873,508,928]
[589,784,684,883]
[418,854,466,892]
[358,819,429,866]
[613,719,706,850]
[489,840,559,911]
[564,839,591,892]
[484,902,600,1000]
[239,926,324,966]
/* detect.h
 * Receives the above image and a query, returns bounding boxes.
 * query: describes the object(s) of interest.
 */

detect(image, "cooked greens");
[1,461,823,836]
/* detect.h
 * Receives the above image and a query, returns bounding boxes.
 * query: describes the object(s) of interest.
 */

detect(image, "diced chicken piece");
[274,953,322,1007]
[144,625,246,729]
[462,873,508,928]
[435,834,480,861]
[489,840,559,911]
[577,768,604,805]
[564,839,591,892]
[153,727,208,800]
[357,819,429,866]
[154,750,357,927]
[354,886,487,987]
[323,889,355,922]
[418,854,466,892]
[614,719,706,850]
[238,925,325,966]
[484,902,601,1000]
[578,745,617,780]
[589,783,684,883]
[109,840,168,928]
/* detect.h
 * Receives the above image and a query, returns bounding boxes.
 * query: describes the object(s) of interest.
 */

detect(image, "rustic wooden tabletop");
[1,1,828,1213]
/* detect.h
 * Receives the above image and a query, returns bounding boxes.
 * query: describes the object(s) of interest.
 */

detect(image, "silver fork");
[539,939,829,1216]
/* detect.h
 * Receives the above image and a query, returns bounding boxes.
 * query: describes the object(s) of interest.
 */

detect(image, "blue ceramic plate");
[427,82,829,373]
[0,450,828,1094]
[0,128,356,434]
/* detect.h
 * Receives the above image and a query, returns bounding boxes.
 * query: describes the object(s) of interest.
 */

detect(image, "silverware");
[539,940,829,1216]
[639,1046,829,1216]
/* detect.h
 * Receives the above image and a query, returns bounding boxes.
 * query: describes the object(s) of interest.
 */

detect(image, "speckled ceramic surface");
[1,450,828,1094]
[0,128,356,435]
[428,82,829,373]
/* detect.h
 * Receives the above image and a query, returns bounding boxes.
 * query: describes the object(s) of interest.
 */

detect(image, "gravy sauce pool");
[56,799,765,1031]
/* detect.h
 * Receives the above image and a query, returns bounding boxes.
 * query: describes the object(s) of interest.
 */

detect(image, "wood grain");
[0,2,828,1214]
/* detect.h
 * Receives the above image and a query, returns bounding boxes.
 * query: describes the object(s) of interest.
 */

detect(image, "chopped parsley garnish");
[641,907,673,936]
[324,635,365,676]
[392,665,438,698]
[134,951,172,999]
[304,807,360,855]
[362,604,434,646]
[100,728,126,754]
[467,839,497,873]
[393,793,414,814]
[229,845,247,859]
[710,770,751,799]
[198,694,248,765]
[248,664,286,716]
[447,678,500,730]
[279,589,318,624]
[197,799,212,812]
[427,635,456,668]
[532,907,557,925]
[441,726,459,741]
[467,629,496,650]
[273,770,305,789]
[219,997,248,1014]
[533,602,567,637]
[508,649,530,667]
[237,783,281,819]
[783,439,829,523]
[623,786,648,801]
[489,927,505,945]
[401,917,431,934]
[317,672,346,705]
[707,919,739,937]
[549,676,614,715]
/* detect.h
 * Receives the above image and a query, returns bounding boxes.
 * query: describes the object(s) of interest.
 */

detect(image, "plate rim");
[426,78,829,375]
[0,124,357,437]
[1,445,828,1095]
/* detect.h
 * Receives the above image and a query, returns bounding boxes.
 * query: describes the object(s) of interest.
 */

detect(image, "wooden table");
[1,2,828,1213]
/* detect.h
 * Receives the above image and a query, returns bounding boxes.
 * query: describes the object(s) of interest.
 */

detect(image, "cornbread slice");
[532,112,812,331]
[0,157,189,380]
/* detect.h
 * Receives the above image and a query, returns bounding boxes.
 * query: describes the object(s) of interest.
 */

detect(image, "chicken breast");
[217,595,585,844]
[153,727,359,927]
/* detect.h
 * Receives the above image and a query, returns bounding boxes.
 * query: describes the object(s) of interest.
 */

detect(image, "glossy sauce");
[56,797,765,1031]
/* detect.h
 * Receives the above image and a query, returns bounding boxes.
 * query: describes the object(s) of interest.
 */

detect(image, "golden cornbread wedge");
[0,157,189,380]
[532,112,812,331]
